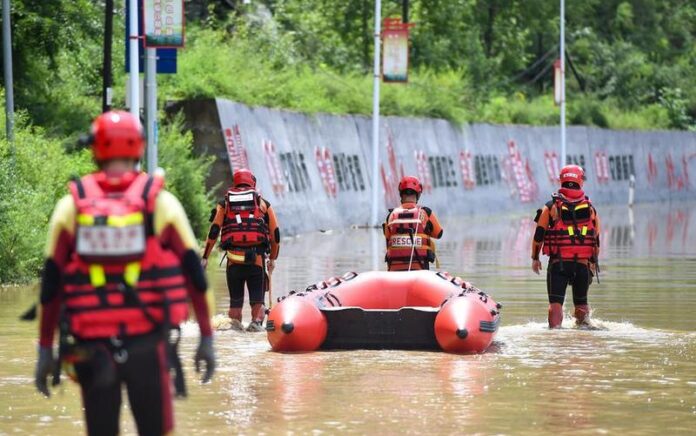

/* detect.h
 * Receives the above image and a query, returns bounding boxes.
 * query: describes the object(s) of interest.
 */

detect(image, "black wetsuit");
[226,264,266,308]
[546,261,591,306]
[73,333,172,436]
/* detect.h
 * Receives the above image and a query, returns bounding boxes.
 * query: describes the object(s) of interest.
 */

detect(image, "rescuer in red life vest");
[531,164,601,328]
[34,111,215,436]
[202,169,280,332]
[383,176,443,271]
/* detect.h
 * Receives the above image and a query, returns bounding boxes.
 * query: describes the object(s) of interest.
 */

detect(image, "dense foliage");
[0,0,107,138]
[0,103,94,283]
[267,0,696,129]
[157,115,216,237]
[0,104,212,282]
[161,0,696,129]
[2,0,695,134]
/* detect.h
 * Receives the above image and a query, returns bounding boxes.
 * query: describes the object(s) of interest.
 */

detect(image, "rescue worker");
[383,176,443,271]
[33,111,216,436]
[201,169,280,332]
[531,164,601,328]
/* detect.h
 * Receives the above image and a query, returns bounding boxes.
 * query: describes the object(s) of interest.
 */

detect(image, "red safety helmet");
[233,169,257,188]
[90,111,145,162]
[559,165,585,187]
[398,176,423,195]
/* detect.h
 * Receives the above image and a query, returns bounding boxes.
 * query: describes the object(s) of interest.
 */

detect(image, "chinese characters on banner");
[144,0,185,48]
[382,18,413,83]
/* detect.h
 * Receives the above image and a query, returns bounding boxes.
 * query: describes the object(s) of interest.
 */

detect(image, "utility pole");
[102,0,114,112]
[402,0,408,23]
[145,47,157,173]
[370,0,382,227]
[559,0,566,167]
[2,0,14,144]
[128,0,139,117]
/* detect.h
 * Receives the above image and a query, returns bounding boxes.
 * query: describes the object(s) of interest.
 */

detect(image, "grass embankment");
[155,24,673,130]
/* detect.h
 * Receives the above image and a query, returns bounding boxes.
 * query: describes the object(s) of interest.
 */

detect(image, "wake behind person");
[531,164,601,328]
[383,176,443,271]
[34,111,216,436]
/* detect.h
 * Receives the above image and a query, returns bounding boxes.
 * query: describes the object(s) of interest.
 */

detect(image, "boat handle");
[324,292,342,307]
[341,271,358,281]
[326,276,342,287]
[436,271,452,281]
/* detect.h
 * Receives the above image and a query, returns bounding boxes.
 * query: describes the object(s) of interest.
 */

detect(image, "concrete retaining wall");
[170,98,696,235]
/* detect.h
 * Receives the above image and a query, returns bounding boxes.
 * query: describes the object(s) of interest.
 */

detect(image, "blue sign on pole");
[125,0,177,74]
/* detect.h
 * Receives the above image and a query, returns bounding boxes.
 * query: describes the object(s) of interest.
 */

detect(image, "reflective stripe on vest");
[542,197,597,260]
[386,207,431,267]
[220,188,270,249]
[65,173,189,339]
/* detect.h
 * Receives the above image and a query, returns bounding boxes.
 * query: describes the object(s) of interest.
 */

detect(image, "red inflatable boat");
[266,270,501,353]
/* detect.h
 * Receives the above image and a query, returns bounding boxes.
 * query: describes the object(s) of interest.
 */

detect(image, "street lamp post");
[102,0,114,113]
[128,0,139,117]
[370,0,382,227]
[560,0,566,167]
[3,0,15,144]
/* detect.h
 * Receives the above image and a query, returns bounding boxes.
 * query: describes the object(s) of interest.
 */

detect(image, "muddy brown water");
[1,203,695,435]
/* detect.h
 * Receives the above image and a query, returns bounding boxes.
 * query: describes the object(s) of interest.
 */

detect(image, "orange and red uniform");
[383,202,443,271]
[203,194,280,268]
[531,196,601,266]
[202,171,280,326]
[531,164,601,328]
[38,171,213,435]
[35,110,214,436]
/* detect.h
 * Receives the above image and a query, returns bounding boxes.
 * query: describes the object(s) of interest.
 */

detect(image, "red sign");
[647,152,658,185]
[459,150,475,190]
[415,150,433,193]
[262,140,286,197]
[315,146,337,198]
[506,141,536,203]
[544,151,560,184]
[380,130,403,206]
[224,125,249,174]
[594,151,610,184]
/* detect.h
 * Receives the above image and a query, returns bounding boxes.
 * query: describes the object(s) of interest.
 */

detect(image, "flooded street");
[1,202,695,435]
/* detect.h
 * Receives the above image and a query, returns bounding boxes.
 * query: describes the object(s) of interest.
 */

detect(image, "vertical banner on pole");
[143,0,185,48]
[553,59,561,106]
[126,1,179,74]
[381,18,413,83]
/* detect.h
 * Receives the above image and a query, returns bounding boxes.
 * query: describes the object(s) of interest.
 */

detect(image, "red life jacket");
[63,172,189,339]
[385,206,433,271]
[542,194,598,260]
[220,187,270,250]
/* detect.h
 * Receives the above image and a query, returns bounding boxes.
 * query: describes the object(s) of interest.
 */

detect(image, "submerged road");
[1,202,695,434]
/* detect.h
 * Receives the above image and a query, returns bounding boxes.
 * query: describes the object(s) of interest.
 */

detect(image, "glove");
[194,335,215,384]
[34,346,54,397]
